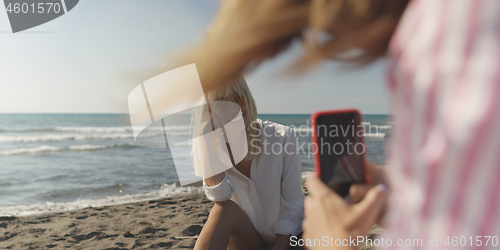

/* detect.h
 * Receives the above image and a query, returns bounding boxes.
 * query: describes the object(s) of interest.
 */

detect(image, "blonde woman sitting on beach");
[191,78,304,250]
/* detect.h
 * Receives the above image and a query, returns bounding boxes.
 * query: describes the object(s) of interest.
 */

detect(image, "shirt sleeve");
[274,129,305,236]
[203,175,234,202]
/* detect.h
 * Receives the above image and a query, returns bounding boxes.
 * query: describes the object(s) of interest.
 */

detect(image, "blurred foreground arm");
[183,0,308,92]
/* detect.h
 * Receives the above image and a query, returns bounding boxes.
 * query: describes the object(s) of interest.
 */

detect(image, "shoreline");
[0,172,314,218]
[0,181,383,250]
[0,193,210,249]
[0,181,310,250]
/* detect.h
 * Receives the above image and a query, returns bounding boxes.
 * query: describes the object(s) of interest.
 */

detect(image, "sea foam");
[0,183,204,217]
[0,143,139,156]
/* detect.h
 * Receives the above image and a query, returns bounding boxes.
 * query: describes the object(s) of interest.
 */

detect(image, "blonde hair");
[185,0,409,93]
[190,77,261,176]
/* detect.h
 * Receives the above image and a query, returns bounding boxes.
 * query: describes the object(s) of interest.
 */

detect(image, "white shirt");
[203,119,305,243]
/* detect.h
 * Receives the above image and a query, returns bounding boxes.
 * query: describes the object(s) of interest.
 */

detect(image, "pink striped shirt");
[384,0,500,249]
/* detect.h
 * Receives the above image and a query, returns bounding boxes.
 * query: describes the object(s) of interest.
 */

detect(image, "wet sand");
[0,194,211,249]
[0,183,381,250]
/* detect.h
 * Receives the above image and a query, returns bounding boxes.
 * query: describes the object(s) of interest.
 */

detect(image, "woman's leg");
[194,200,269,250]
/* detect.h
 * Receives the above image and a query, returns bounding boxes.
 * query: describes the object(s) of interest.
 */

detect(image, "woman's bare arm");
[204,172,225,187]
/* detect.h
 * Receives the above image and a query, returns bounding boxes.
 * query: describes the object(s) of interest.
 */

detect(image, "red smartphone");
[311,109,367,197]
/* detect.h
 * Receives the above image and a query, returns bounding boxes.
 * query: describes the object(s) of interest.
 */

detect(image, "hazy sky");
[0,0,389,114]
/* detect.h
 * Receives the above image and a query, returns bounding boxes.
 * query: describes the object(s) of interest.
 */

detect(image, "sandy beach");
[0,182,381,250]
[0,193,212,250]
[0,114,389,249]
[0,181,308,250]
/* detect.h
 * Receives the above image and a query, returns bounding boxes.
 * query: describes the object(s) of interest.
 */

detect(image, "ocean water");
[0,113,391,216]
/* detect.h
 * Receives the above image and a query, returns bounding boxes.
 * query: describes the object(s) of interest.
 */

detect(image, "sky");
[0,0,390,114]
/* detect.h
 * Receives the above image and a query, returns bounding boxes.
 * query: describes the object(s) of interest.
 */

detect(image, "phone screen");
[314,111,365,197]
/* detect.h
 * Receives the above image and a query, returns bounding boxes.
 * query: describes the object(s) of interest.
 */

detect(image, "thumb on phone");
[352,184,389,233]
[349,184,372,204]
